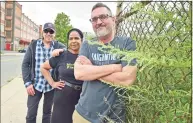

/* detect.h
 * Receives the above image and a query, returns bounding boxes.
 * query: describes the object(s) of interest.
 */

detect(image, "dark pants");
[51,85,81,123]
[26,89,54,123]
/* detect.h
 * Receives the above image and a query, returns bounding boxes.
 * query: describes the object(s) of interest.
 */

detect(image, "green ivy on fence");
[87,1,193,123]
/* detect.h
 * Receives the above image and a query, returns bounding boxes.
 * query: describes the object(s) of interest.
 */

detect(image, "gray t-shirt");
[75,36,136,123]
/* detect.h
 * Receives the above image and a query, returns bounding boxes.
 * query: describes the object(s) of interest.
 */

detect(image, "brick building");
[3,0,41,51]
[4,0,22,51]
[39,25,42,39]
[0,1,6,51]
[20,13,39,49]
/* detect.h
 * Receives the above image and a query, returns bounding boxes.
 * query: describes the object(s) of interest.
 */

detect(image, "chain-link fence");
[115,1,192,123]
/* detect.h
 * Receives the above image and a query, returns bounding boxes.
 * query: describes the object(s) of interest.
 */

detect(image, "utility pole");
[115,0,123,34]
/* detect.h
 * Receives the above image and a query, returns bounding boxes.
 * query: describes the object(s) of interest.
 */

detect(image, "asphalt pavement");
[1,52,24,86]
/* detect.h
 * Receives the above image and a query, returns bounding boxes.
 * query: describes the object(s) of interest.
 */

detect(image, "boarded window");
[6,20,11,27]
[6,31,12,38]
[6,9,12,16]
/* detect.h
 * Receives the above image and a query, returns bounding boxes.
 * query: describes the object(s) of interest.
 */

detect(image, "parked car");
[18,47,28,53]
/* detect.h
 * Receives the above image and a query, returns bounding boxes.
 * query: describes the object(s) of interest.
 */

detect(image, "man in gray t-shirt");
[73,3,137,123]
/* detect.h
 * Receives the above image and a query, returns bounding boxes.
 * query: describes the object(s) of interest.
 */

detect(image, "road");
[1,54,24,86]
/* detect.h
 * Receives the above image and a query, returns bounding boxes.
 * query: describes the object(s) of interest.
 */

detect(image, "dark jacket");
[22,39,66,85]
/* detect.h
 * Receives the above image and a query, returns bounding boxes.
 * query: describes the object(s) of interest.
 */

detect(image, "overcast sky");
[18,1,117,33]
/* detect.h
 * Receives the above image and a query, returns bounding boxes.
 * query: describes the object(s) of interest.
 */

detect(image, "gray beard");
[96,28,110,37]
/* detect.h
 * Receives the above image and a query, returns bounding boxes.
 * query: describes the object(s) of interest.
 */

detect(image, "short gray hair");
[91,3,112,16]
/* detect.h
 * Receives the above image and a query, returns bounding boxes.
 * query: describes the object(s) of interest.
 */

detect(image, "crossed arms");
[74,56,137,86]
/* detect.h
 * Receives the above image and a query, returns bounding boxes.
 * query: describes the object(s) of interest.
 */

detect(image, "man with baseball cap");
[43,22,56,32]
[22,22,65,123]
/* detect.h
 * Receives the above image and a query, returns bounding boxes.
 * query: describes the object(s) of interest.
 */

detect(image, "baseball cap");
[43,22,55,32]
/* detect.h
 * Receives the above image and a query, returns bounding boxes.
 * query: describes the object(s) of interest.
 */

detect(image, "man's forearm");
[74,64,121,81]
[100,66,137,86]
[100,72,135,86]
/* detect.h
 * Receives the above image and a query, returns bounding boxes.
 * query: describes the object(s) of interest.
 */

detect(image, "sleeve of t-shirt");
[49,55,61,68]
[121,38,137,67]
[79,41,89,58]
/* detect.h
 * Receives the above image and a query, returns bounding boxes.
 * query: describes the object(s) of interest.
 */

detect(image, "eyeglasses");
[69,37,80,40]
[89,14,112,23]
[44,29,54,34]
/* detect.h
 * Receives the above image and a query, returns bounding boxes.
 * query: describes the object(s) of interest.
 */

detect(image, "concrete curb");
[1,53,24,56]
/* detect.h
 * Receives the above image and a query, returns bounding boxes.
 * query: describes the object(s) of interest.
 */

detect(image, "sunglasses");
[44,29,54,34]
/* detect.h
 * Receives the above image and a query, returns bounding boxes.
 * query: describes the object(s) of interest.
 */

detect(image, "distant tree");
[54,12,73,45]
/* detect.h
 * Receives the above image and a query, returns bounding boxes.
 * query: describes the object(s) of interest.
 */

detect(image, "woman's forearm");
[40,67,54,86]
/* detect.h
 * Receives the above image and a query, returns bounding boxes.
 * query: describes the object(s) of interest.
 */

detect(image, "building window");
[6,9,12,16]
[1,24,5,32]
[1,12,5,21]
[6,31,11,38]
[25,18,27,23]
[21,23,23,30]
[6,20,11,27]
[24,26,26,31]
[1,1,5,8]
